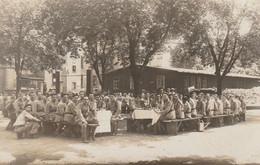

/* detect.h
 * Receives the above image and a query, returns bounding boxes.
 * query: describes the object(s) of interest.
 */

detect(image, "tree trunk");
[16,71,22,96]
[129,65,141,97]
[100,70,106,90]
[216,76,223,96]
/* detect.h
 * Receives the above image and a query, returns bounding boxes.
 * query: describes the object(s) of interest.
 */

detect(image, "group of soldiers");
[0,90,121,143]
[0,88,247,140]
[133,88,247,133]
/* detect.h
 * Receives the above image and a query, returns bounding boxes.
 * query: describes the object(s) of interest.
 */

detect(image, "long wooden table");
[127,109,160,133]
[162,117,202,135]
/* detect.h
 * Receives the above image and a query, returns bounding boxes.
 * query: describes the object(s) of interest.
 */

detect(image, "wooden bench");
[41,121,99,135]
[223,114,234,125]
[162,117,202,135]
[203,115,227,127]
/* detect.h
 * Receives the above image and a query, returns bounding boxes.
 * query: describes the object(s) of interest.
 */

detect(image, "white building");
[44,54,102,94]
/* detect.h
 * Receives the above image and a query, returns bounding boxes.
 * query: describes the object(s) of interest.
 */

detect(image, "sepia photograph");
[0,0,260,164]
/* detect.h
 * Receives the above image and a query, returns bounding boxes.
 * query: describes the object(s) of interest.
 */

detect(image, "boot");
[91,126,97,141]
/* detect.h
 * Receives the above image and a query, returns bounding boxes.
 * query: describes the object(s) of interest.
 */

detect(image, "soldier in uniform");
[239,96,246,113]
[215,95,224,115]
[34,92,46,120]
[97,95,106,111]
[196,93,206,117]
[205,93,217,116]
[222,95,231,115]
[55,93,68,135]
[183,96,192,118]
[189,92,198,117]
[45,94,58,121]
[28,92,38,114]
[75,97,90,143]
[5,94,17,130]
[14,104,41,139]
[13,92,26,117]
[1,93,9,118]
[44,94,58,134]
[77,91,85,105]
[173,94,184,119]
[108,95,121,135]
[154,94,175,134]
[63,93,78,137]
[85,95,99,141]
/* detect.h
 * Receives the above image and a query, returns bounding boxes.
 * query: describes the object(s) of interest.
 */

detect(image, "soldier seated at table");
[128,97,136,115]
[222,95,231,115]
[45,94,58,121]
[108,95,121,135]
[239,96,246,121]
[85,97,99,141]
[173,94,184,119]
[62,93,78,137]
[214,95,224,115]
[205,93,217,117]
[97,95,106,111]
[140,92,150,109]
[196,93,206,117]
[75,96,91,143]
[43,93,58,134]
[55,93,68,136]
[34,92,46,121]
[231,95,241,122]
[189,92,198,117]
[183,96,192,118]
[13,104,41,139]
[153,94,175,134]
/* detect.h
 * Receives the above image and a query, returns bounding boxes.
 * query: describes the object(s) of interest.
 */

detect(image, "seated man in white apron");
[14,104,41,139]
[154,94,175,134]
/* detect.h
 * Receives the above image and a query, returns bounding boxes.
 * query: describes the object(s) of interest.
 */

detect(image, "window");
[81,75,84,88]
[113,78,119,90]
[72,82,76,89]
[72,65,76,72]
[184,76,189,89]
[202,77,207,88]
[197,77,201,89]
[130,76,134,90]
[52,73,56,86]
[190,76,195,87]
[156,75,165,89]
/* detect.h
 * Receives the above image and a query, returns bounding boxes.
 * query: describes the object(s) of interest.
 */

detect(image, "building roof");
[106,65,260,80]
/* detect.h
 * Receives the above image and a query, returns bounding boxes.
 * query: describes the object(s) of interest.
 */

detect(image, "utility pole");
[86,69,92,95]
[55,71,60,93]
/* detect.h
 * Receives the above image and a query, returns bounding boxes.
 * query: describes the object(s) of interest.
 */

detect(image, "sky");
[151,0,260,69]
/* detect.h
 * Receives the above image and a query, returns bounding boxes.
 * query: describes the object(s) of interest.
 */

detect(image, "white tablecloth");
[132,109,161,125]
[96,110,112,133]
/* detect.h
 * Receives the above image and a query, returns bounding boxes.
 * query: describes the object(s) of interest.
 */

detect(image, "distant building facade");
[104,66,260,94]
[44,54,102,94]
[0,65,44,94]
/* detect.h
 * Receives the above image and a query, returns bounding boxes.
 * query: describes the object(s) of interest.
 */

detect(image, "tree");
[170,0,260,95]
[40,0,122,89]
[0,0,66,95]
[117,0,204,96]
[75,0,123,89]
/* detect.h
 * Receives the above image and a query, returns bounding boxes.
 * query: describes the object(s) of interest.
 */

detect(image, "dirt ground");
[1,111,260,165]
